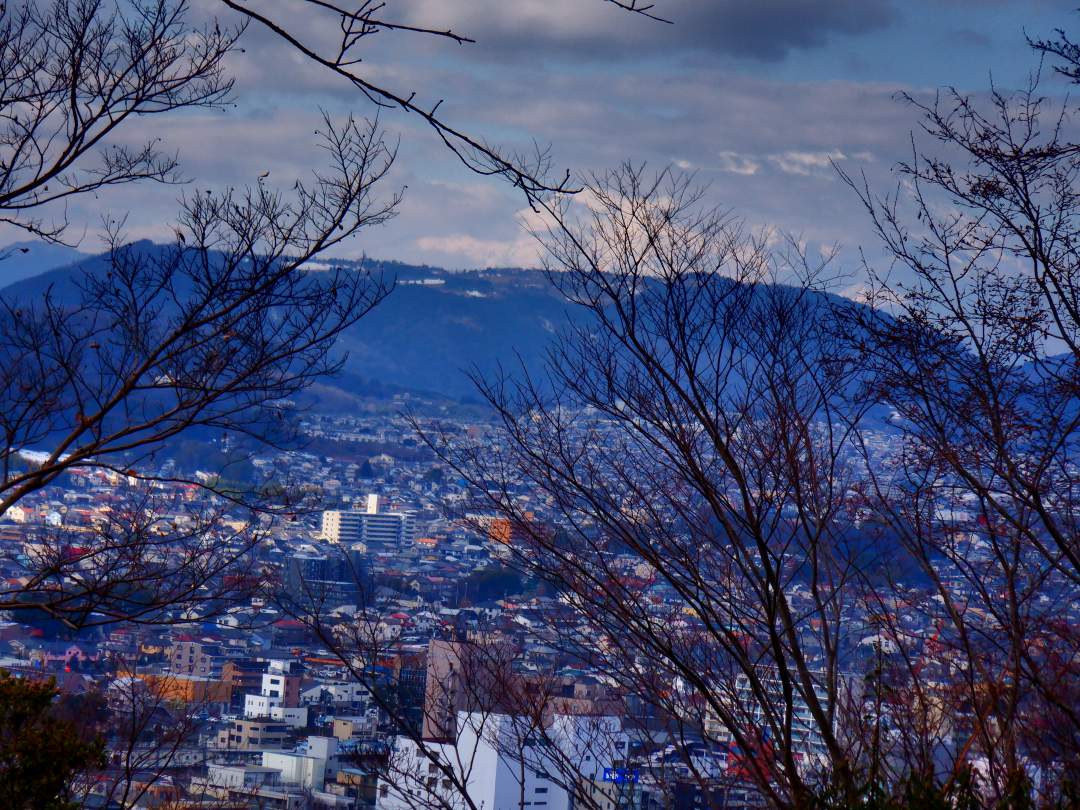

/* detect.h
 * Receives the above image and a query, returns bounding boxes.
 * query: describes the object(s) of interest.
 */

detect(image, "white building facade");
[377,712,627,810]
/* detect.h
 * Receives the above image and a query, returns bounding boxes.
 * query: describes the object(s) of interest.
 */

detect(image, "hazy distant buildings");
[283,543,370,608]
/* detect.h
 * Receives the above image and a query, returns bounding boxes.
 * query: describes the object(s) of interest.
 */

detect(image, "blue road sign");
[602,768,640,784]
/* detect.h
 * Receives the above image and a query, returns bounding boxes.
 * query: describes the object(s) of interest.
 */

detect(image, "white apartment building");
[262,736,339,791]
[244,660,306,726]
[377,712,627,810]
[243,693,308,727]
[703,670,833,770]
[321,495,416,551]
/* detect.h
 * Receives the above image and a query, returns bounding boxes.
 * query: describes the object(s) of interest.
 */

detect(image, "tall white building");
[321,495,415,552]
[703,670,832,770]
[244,660,307,728]
[377,712,627,810]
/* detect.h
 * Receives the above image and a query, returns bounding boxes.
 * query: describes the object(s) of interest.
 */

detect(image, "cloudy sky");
[3,0,1077,272]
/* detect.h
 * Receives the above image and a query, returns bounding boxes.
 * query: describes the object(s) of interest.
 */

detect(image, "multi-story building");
[379,711,626,810]
[261,736,338,791]
[262,659,304,707]
[332,714,377,742]
[421,640,470,743]
[283,543,370,607]
[202,763,281,794]
[321,495,415,552]
[244,660,307,724]
[302,681,371,713]
[704,670,833,769]
[216,718,293,751]
[222,659,268,712]
[168,639,226,678]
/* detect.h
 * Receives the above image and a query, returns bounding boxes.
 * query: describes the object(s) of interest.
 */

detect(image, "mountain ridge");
[0,242,868,406]
[0,243,575,403]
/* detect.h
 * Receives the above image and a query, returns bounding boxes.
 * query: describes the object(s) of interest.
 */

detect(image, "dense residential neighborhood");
[2,0,1080,806]
[0,399,1064,809]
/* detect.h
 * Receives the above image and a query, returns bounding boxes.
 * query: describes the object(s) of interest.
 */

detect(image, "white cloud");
[716,151,761,176]
[768,150,847,176]
[415,233,542,268]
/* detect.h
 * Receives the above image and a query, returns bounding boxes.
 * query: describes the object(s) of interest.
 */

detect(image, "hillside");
[0,244,578,403]
[0,243,875,407]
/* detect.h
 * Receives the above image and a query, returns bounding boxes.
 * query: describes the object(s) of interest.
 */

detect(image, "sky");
[2,0,1078,276]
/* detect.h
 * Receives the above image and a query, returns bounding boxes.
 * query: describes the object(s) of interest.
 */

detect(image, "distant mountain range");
[0,241,880,409]
[0,242,583,403]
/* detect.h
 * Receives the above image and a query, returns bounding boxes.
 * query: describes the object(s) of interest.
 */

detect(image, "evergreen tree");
[0,672,106,810]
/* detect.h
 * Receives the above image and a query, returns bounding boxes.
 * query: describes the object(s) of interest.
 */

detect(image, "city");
[1,1,1078,808]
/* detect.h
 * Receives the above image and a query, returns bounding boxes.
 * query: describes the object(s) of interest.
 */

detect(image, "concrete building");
[321,495,415,551]
[262,659,303,706]
[243,659,307,726]
[222,658,267,711]
[204,764,281,792]
[283,543,369,607]
[262,736,339,790]
[216,718,292,751]
[168,640,226,677]
[196,764,309,810]
[332,714,377,742]
[379,712,626,810]
[303,681,371,713]
[704,670,832,770]
[421,639,517,742]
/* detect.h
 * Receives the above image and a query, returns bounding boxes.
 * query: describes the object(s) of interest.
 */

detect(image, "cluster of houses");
[0,405,1034,809]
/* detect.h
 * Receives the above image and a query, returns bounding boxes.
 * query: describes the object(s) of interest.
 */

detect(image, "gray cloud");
[3,0,1068,277]
[396,0,897,62]
[2,65,920,270]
